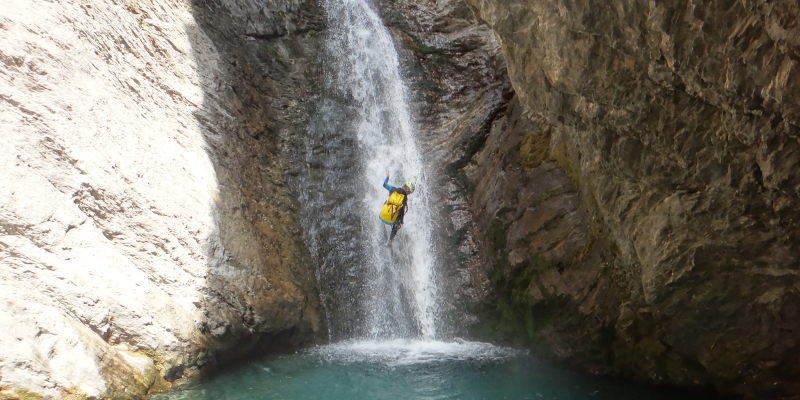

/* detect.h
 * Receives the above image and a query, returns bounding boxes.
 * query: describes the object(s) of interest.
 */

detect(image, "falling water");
[298,0,438,340]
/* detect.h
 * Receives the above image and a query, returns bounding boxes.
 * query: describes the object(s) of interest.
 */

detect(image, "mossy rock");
[635,336,667,358]
[483,253,574,344]
[0,387,45,400]
[519,129,551,170]
[549,132,580,188]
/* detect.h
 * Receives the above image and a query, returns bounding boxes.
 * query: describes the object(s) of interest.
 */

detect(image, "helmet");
[403,181,415,193]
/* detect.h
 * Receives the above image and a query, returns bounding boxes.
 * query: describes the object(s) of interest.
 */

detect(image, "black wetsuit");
[389,187,408,240]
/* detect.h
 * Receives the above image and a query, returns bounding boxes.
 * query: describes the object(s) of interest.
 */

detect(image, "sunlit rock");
[0,0,323,396]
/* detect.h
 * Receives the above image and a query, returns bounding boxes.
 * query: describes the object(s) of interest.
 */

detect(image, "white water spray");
[323,0,438,339]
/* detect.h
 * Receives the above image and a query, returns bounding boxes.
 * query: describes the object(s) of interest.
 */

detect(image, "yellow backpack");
[379,192,405,224]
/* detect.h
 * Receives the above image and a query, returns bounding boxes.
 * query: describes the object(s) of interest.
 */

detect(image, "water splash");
[310,339,521,366]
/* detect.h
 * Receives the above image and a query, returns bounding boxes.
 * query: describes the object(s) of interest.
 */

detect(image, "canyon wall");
[457,0,800,398]
[3,0,799,398]
[0,0,323,397]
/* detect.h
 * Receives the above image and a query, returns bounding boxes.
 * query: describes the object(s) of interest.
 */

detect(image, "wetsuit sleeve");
[383,176,394,192]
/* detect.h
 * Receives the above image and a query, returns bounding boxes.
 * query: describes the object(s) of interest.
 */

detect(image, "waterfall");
[297,0,439,340]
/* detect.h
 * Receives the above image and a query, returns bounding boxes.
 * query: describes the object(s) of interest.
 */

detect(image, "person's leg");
[390,210,405,242]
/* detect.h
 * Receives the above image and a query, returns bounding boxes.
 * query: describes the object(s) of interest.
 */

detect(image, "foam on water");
[308,339,522,366]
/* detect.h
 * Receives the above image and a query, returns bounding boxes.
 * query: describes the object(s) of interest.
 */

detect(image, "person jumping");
[379,173,415,242]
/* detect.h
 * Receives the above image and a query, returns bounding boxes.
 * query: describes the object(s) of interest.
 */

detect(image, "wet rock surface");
[460,0,800,398]
[373,0,512,337]
[0,0,323,397]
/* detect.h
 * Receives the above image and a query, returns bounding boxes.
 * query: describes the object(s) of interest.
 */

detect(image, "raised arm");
[383,175,394,192]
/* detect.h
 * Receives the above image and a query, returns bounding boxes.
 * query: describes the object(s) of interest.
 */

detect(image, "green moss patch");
[518,129,551,170]
[485,252,566,344]
[635,336,668,358]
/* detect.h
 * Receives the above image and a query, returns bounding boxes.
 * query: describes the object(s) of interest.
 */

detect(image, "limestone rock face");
[0,0,322,397]
[461,0,800,398]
